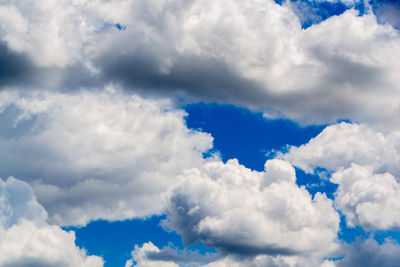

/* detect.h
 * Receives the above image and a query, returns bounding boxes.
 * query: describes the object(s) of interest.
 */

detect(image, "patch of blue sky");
[338,215,400,245]
[64,216,179,266]
[370,0,400,29]
[338,214,368,243]
[374,230,400,245]
[65,215,216,267]
[275,0,400,30]
[274,0,351,28]
[184,102,324,171]
[115,23,127,30]
[295,167,338,199]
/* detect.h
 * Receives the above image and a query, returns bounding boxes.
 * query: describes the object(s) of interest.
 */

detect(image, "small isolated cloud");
[163,159,340,257]
[0,176,103,267]
[0,88,213,226]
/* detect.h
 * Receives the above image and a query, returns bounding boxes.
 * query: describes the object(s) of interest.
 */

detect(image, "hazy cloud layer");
[0,177,103,267]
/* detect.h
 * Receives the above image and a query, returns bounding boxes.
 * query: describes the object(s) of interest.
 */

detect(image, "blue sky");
[1,0,400,266]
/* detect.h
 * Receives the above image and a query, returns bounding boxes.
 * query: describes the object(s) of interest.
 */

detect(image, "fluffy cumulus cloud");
[0,0,399,127]
[332,164,400,229]
[0,88,213,226]
[163,159,340,257]
[283,122,400,229]
[0,176,103,266]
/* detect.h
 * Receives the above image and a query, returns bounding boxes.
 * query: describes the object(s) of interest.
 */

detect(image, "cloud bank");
[0,0,399,127]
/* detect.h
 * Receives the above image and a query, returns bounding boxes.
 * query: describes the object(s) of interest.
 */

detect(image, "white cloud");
[283,122,400,175]
[283,122,400,229]
[163,159,340,256]
[332,164,400,229]
[0,176,103,267]
[125,242,179,267]
[0,88,213,226]
[0,1,399,128]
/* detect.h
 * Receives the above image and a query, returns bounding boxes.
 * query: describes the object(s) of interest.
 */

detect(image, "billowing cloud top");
[0,0,400,127]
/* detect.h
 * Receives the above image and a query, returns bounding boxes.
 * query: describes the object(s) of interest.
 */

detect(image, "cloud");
[332,164,400,229]
[125,242,336,267]
[125,242,179,267]
[283,122,400,229]
[127,237,400,267]
[0,1,399,127]
[163,159,340,256]
[0,88,213,226]
[0,176,103,267]
[283,122,400,174]
[335,238,400,267]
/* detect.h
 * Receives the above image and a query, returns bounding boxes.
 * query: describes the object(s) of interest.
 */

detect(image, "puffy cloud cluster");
[163,159,340,256]
[0,88,213,226]
[0,0,399,127]
[283,122,400,229]
[0,176,103,266]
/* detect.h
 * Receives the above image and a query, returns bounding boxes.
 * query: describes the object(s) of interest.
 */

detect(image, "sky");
[0,0,400,266]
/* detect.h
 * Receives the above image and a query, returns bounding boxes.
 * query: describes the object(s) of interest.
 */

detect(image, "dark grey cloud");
[0,42,36,87]
[337,238,400,267]
[145,245,220,265]
[0,41,98,91]
[96,49,269,105]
